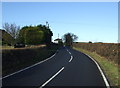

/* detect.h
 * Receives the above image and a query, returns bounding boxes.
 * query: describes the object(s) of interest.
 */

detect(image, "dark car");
[14,43,25,48]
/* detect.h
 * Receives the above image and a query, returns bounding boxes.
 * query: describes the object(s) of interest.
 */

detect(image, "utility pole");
[46,21,49,28]
[58,33,59,39]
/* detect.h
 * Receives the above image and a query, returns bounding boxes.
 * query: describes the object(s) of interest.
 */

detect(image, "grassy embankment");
[2,44,60,76]
[73,43,119,86]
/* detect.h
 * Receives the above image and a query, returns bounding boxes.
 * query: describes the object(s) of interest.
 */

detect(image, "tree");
[19,26,44,45]
[3,23,20,39]
[1,29,14,45]
[3,23,20,44]
[63,33,78,47]
[37,24,53,45]
[89,41,92,43]
[17,24,53,45]
[25,27,44,45]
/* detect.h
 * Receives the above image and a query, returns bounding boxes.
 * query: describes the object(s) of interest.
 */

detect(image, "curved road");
[2,47,109,88]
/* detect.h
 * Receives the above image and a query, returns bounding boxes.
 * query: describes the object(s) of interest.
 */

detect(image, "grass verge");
[73,47,119,86]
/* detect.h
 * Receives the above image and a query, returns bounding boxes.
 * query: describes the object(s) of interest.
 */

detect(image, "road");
[2,47,109,88]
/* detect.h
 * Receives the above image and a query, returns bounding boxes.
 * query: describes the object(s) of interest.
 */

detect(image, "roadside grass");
[1,44,46,50]
[1,46,14,49]
[73,47,119,86]
[2,44,60,76]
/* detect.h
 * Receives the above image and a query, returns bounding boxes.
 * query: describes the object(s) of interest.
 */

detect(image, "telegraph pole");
[58,33,59,39]
[46,21,49,28]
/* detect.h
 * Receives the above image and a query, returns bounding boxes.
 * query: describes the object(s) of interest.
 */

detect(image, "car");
[14,43,25,48]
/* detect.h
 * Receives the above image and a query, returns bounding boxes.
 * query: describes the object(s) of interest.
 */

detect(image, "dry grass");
[1,44,46,50]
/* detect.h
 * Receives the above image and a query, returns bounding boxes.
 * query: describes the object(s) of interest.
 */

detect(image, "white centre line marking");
[66,49,71,55]
[40,67,65,88]
[67,49,69,52]
[69,56,73,62]
[69,52,71,55]
[66,49,73,62]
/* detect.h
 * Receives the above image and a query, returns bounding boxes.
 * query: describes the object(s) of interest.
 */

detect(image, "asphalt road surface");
[2,46,109,88]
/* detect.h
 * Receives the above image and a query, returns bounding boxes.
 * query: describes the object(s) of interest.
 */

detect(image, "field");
[2,44,60,76]
[73,43,119,86]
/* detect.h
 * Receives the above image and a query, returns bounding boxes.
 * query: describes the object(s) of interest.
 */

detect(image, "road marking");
[40,67,65,88]
[66,49,73,62]
[84,54,110,88]
[69,56,73,62]
[66,49,69,53]
[66,49,71,55]
[68,52,71,55]
[1,50,58,80]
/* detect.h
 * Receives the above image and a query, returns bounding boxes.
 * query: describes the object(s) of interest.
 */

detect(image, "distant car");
[14,43,25,48]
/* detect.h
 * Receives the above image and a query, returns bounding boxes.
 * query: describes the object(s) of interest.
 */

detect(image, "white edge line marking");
[84,54,110,88]
[40,67,65,88]
[1,50,58,80]
[69,56,73,62]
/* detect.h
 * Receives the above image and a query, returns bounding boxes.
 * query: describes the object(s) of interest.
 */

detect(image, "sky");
[1,0,119,2]
[1,2,118,43]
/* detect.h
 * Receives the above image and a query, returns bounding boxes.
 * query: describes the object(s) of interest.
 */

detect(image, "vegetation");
[3,23,20,45]
[2,23,53,47]
[63,33,78,47]
[1,30,14,46]
[18,25,53,46]
[18,26,44,45]
[73,43,118,64]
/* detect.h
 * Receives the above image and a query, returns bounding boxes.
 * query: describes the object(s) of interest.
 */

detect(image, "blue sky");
[2,2,118,43]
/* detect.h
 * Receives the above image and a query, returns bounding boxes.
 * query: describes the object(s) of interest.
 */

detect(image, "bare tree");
[3,23,20,39]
